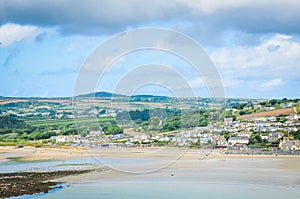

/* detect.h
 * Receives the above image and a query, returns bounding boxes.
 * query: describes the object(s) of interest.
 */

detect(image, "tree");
[249,134,263,145]
[163,115,181,131]
[103,124,123,135]
[269,99,278,106]
[61,128,77,135]
[0,115,27,129]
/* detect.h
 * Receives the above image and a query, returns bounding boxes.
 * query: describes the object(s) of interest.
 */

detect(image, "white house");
[224,117,233,126]
[51,135,81,143]
[237,131,252,138]
[228,137,249,146]
[133,133,150,143]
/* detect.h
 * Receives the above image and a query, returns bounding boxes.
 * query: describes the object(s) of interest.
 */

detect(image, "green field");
[25,117,115,127]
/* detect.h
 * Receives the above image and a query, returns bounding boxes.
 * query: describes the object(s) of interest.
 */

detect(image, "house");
[133,133,150,143]
[88,131,102,138]
[54,135,69,143]
[237,131,252,138]
[228,137,249,146]
[158,136,170,142]
[216,139,228,148]
[51,135,80,143]
[279,137,300,151]
[224,117,233,126]
[280,103,293,108]
[268,132,284,142]
[200,137,213,144]
[288,114,299,121]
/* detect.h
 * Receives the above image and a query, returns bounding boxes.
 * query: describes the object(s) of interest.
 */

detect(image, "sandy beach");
[1,146,300,167]
[1,146,300,198]
[0,146,91,162]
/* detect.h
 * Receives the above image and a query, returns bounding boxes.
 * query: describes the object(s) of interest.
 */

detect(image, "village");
[50,110,300,154]
[1,97,300,154]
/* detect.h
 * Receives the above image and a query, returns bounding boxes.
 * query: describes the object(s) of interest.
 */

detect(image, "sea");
[2,157,300,199]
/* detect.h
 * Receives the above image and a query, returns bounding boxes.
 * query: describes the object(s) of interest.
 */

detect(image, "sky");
[0,0,300,99]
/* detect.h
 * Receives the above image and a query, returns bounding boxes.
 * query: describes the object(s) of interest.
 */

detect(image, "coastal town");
[49,110,300,154]
[1,96,298,155]
[2,1,300,199]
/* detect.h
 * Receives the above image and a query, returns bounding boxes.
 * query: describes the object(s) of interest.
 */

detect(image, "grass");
[25,117,114,127]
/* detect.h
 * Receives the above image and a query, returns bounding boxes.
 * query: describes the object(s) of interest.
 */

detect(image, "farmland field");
[238,108,296,120]
[24,117,114,127]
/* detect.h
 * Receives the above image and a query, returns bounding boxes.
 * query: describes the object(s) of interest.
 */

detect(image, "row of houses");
[279,138,300,151]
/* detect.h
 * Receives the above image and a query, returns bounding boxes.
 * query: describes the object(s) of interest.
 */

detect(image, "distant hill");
[76,92,170,100]
[76,91,126,98]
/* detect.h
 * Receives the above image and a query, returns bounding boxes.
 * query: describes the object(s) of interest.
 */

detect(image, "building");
[216,139,228,148]
[51,135,80,143]
[279,138,300,151]
[268,132,284,142]
[237,131,252,138]
[224,117,233,126]
[228,137,249,146]
[88,131,102,138]
[133,133,150,143]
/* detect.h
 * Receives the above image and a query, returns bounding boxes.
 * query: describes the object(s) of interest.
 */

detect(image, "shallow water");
[35,180,300,199]
[0,156,164,173]
[0,157,98,173]
[2,156,300,199]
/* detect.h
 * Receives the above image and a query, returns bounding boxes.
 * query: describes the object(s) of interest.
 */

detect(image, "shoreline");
[1,146,300,198]
[1,146,300,163]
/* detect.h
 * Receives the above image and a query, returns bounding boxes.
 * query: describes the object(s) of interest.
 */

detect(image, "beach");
[1,146,300,198]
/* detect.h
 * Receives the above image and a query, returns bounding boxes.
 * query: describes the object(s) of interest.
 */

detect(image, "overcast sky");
[0,0,299,99]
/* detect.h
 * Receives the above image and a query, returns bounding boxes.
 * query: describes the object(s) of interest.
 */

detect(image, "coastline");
[1,146,300,162]
[1,146,300,198]
[0,170,93,198]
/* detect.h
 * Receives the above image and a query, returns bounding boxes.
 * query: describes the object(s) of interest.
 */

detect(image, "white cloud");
[261,78,284,89]
[211,34,300,79]
[189,76,206,87]
[179,0,300,14]
[246,78,284,91]
[180,0,253,14]
[0,23,41,47]
[209,34,300,97]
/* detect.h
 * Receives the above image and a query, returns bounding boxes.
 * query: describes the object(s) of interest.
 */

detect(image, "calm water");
[35,181,300,199]
[0,157,155,173]
[2,157,300,199]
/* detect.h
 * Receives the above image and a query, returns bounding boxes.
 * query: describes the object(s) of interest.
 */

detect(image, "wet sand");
[0,146,90,162]
[1,146,300,198]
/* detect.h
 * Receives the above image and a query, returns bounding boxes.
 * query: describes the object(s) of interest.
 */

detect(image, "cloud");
[246,78,284,92]
[211,34,300,80]
[0,23,42,47]
[189,77,206,88]
[0,0,185,35]
[1,0,300,39]
[209,33,300,97]
[260,78,283,89]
